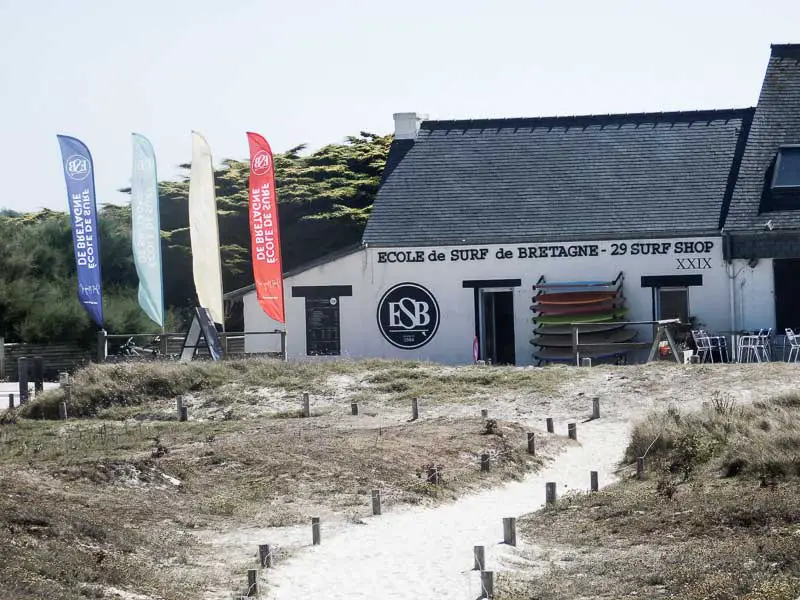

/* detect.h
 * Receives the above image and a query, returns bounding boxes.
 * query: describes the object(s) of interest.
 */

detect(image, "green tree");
[0,132,391,344]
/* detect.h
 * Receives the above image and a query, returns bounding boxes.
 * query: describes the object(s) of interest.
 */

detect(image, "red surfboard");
[533,291,620,305]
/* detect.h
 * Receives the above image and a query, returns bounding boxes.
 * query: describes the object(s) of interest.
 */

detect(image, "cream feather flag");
[188,131,224,325]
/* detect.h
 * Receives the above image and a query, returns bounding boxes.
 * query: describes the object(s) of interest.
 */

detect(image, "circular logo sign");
[65,154,90,181]
[377,283,440,350]
[252,150,272,175]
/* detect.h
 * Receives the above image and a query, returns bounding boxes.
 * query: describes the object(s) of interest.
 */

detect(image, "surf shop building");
[227,44,800,366]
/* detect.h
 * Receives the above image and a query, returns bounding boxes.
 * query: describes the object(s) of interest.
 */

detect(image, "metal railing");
[97,330,286,362]
[569,318,683,366]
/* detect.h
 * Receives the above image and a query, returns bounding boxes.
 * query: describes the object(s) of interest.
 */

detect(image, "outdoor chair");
[738,328,772,363]
[691,330,715,364]
[700,329,729,363]
[786,328,800,363]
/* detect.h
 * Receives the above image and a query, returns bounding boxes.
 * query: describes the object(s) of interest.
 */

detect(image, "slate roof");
[724,44,800,234]
[362,109,754,247]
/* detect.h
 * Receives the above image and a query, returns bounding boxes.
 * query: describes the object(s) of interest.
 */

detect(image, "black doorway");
[774,259,800,331]
[480,290,516,365]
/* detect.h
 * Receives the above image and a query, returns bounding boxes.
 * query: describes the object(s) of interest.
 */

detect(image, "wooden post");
[546,417,554,433]
[371,489,381,515]
[480,570,494,598]
[590,471,599,492]
[302,393,310,418]
[480,453,490,472]
[572,326,579,366]
[546,482,557,506]
[636,457,645,480]
[411,398,419,420]
[32,357,44,393]
[178,406,188,422]
[426,465,441,485]
[592,397,600,420]
[58,402,68,421]
[473,545,485,570]
[351,402,359,416]
[258,544,272,568]
[7,393,13,409]
[18,358,29,404]
[311,517,320,545]
[568,422,577,440]
[280,330,287,361]
[580,357,592,367]
[247,568,258,597]
[481,409,488,418]
[176,398,183,418]
[527,432,535,455]
[502,517,517,546]
[96,330,107,363]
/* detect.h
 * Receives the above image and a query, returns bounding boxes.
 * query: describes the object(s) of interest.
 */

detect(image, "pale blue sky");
[1,0,799,212]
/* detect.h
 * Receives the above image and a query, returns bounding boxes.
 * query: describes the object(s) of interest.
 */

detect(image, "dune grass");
[18,358,580,420]
[509,392,800,600]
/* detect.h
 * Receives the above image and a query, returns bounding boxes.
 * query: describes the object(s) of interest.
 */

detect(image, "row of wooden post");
[305,395,601,426]
[238,396,607,598]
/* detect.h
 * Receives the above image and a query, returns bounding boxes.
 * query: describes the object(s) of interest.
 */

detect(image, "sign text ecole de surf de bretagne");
[376,240,716,264]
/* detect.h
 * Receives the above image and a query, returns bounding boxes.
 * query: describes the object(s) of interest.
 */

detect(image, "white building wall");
[730,258,776,332]
[243,236,733,366]
[242,292,285,353]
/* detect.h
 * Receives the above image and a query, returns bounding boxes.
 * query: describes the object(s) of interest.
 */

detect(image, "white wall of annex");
[242,292,284,353]
[242,237,731,366]
[730,258,775,332]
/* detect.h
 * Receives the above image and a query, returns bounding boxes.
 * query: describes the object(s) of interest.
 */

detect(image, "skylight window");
[771,146,800,188]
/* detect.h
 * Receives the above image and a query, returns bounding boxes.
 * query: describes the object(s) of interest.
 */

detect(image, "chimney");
[393,112,427,140]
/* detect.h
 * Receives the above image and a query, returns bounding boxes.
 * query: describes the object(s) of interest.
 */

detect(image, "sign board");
[305,296,340,356]
[180,307,223,361]
[377,282,440,350]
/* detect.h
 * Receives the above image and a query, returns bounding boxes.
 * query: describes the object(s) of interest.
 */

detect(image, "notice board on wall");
[305,296,340,355]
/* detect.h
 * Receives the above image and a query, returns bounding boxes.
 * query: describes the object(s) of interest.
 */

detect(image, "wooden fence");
[0,340,91,381]
[0,331,284,381]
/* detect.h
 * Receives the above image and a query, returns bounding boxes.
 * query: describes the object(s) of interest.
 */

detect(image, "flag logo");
[252,150,272,175]
[66,155,90,181]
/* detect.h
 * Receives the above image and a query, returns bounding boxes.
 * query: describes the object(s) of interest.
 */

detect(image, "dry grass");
[18,359,581,420]
[0,359,568,598]
[507,393,800,600]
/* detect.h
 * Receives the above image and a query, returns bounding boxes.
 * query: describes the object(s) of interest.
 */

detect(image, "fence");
[96,330,286,363]
[569,318,683,367]
[0,338,91,381]
[0,330,286,380]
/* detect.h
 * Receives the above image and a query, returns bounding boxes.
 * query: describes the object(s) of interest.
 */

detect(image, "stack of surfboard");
[530,275,637,364]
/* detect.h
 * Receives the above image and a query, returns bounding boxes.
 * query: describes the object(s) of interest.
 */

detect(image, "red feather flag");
[247,132,285,323]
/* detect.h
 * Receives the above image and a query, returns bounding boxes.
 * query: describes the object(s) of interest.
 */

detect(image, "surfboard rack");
[531,272,640,365]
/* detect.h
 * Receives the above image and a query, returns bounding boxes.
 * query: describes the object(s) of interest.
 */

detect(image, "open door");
[479,289,516,365]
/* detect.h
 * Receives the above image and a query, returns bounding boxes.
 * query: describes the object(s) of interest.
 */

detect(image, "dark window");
[772,147,800,189]
[657,287,689,323]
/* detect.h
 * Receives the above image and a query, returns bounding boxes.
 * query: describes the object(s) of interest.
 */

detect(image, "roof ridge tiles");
[420,107,754,131]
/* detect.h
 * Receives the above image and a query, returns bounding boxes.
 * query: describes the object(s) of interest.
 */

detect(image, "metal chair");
[786,328,800,363]
[691,330,715,364]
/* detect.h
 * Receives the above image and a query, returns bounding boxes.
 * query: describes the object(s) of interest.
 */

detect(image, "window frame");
[656,286,690,323]
[771,145,800,189]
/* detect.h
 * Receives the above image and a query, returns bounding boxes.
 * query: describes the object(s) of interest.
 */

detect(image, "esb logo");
[377,283,440,349]
[252,150,271,175]
[66,154,90,181]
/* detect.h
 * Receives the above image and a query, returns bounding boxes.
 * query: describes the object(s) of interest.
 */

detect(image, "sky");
[1,0,800,212]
